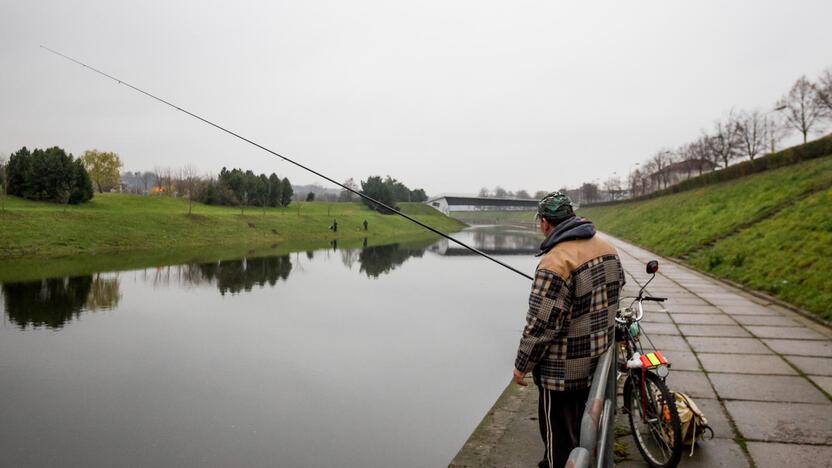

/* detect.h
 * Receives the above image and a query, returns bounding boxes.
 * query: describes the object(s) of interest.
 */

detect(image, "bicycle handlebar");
[642,296,667,302]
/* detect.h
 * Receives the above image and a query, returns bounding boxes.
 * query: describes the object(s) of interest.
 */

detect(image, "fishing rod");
[41,45,534,281]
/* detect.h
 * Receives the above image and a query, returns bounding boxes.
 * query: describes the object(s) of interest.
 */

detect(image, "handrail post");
[571,343,616,468]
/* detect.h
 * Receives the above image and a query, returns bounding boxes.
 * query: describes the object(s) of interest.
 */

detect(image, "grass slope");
[579,155,832,320]
[0,194,465,260]
[687,187,832,318]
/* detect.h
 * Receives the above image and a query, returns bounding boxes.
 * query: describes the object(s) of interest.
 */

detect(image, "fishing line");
[41,45,534,281]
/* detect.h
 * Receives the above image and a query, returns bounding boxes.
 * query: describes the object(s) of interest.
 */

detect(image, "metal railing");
[565,343,617,468]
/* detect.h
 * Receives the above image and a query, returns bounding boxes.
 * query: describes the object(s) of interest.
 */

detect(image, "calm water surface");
[0,227,541,468]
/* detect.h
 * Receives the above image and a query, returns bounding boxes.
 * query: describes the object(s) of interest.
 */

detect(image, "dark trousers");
[536,384,589,468]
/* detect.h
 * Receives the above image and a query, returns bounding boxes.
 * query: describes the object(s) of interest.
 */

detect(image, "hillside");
[579,155,832,320]
[0,194,465,260]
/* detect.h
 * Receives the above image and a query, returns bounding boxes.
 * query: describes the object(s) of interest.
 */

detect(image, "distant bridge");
[424,195,538,215]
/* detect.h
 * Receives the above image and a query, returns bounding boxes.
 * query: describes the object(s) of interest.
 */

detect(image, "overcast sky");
[2,0,831,196]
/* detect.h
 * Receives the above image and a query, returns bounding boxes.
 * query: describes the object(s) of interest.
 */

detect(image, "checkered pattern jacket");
[514,235,625,391]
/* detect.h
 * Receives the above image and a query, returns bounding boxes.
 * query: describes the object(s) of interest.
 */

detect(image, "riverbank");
[0,193,465,261]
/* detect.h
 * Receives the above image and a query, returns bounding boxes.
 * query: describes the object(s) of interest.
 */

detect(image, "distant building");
[425,195,538,215]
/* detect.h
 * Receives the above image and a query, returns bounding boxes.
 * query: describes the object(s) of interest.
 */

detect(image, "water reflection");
[198,256,293,295]
[428,229,541,256]
[2,274,121,329]
[1,228,540,329]
[355,243,425,278]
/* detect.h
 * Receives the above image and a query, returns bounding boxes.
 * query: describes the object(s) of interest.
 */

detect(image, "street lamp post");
[767,105,787,153]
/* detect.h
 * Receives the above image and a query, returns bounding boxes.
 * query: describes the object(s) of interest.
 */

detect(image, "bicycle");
[616,260,683,468]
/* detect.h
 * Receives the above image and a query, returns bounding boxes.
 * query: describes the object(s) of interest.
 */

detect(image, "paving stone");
[708,374,828,403]
[617,438,750,468]
[725,401,832,444]
[666,370,715,398]
[732,315,797,326]
[687,337,772,355]
[747,442,832,468]
[721,305,777,316]
[808,375,832,395]
[746,326,828,340]
[642,334,691,352]
[697,353,796,375]
[785,356,832,376]
[641,311,673,323]
[665,296,709,306]
[763,339,832,357]
[694,398,734,440]
[640,323,679,335]
[665,350,700,371]
[671,313,736,325]
[678,325,751,337]
[669,305,723,314]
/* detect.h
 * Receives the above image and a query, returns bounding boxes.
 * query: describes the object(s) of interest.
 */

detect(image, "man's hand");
[512,368,528,386]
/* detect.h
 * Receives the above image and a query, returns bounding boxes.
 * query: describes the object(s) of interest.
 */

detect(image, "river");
[0,226,542,468]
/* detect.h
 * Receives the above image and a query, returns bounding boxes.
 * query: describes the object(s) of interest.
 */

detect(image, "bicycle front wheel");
[623,371,683,468]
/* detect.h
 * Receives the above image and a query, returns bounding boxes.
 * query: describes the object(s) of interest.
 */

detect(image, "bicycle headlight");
[656,364,669,378]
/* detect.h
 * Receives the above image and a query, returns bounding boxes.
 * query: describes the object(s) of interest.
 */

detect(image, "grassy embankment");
[579,155,832,321]
[0,194,465,280]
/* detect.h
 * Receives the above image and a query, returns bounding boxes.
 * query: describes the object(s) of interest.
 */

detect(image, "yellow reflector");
[647,353,661,366]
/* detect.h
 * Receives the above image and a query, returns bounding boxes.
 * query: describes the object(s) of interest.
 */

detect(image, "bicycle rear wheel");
[623,371,683,468]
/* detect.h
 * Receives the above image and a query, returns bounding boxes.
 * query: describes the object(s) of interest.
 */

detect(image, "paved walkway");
[450,234,832,468]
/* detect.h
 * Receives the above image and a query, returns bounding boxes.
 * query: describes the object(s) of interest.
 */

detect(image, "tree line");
[198,167,294,214]
[338,175,428,213]
[0,144,431,216]
[571,66,832,204]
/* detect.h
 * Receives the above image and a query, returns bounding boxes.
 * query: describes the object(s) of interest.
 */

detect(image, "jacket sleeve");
[514,268,572,373]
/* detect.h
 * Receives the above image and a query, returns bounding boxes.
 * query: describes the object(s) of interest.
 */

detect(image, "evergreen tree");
[361,176,396,213]
[268,173,282,207]
[280,177,293,207]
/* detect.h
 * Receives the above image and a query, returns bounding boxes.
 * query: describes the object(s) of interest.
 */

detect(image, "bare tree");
[603,177,623,200]
[815,67,832,116]
[493,186,508,198]
[628,169,641,197]
[580,182,600,204]
[338,178,358,202]
[641,161,657,194]
[677,143,701,179]
[778,76,824,143]
[478,187,490,197]
[180,165,200,215]
[649,149,673,189]
[736,110,767,160]
[704,113,741,169]
[163,167,174,195]
[152,166,164,193]
[533,190,548,199]
[0,154,6,212]
[515,189,531,199]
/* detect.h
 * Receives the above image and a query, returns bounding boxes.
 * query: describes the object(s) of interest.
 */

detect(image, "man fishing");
[512,192,624,468]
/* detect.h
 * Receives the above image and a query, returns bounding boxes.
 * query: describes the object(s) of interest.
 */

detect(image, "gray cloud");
[2,0,830,195]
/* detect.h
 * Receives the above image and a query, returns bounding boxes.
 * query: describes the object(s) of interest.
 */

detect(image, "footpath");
[450,234,832,468]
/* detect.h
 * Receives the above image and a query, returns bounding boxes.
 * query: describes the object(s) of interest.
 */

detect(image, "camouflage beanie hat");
[536,191,574,221]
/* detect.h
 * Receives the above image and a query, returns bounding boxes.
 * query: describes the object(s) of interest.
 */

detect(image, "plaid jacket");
[514,235,625,391]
